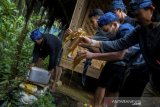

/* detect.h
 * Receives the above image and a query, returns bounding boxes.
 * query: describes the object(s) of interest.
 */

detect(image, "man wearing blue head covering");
[111,0,137,27]
[65,9,110,86]
[111,0,149,98]
[80,0,160,106]
[82,9,108,86]
[30,29,62,92]
[79,12,139,106]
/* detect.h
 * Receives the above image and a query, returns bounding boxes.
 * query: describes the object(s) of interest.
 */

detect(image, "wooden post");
[69,0,90,31]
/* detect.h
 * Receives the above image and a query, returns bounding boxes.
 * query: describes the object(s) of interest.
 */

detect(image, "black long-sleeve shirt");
[100,22,160,90]
[124,16,138,27]
[32,34,62,70]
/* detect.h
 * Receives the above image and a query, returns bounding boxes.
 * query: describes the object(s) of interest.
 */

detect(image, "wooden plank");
[56,84,93,103]
[69,0,87,30]
[59,58,101,79]
[76,0,90,28]
[81,0,92,29]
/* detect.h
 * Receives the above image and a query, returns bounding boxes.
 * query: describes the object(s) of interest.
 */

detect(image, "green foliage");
[0,0,23,95]
[0,1,55,107]
[0,0,16,14]
[0,0,33,78]
[0,0,22,76]
[32,92,56,107]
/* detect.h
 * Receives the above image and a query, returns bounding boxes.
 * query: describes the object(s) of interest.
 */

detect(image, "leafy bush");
[32,92,56,107]
[0,1,55,106]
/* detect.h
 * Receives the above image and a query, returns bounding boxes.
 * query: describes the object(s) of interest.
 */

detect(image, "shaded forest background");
[0,0,76,106]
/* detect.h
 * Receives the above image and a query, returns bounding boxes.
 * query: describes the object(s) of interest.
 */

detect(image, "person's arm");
[32,44,43,66]
[31,44,44,68]
[80,27,139,53]
[48,38,62,71]
[32,44,39,64]
[78,50,127,61]
[48,51,56,71]
[91,50,127,61]
[100,29,139,52]
[88,47,101,53]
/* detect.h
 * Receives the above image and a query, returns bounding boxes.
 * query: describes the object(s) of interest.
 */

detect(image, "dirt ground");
[53,69,96,107]
[52,92,78,107]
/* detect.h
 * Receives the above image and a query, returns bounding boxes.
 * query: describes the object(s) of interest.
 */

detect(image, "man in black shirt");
[30,29,62,92]
[110,0,149,98]
[80,0,160,106]
[111,0,137,27]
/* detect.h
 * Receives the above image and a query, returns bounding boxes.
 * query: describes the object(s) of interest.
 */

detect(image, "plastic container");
[27,67,51,85]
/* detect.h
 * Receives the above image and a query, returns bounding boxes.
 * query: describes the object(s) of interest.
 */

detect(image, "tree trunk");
[10,0,36,78]
[10,21,29,78]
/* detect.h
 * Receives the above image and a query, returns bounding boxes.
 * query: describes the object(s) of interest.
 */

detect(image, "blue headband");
[130,0,152,12]
[98,12,118,27]
[111,0,126,12]
[30,28,42,41]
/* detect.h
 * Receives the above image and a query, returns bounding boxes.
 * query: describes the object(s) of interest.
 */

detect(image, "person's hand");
[79,36,92,48]
[64,28,73,36]
[35,58,43,68]
[28,63,35,70]
[64,28,73,42]
[78,50,94,59]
